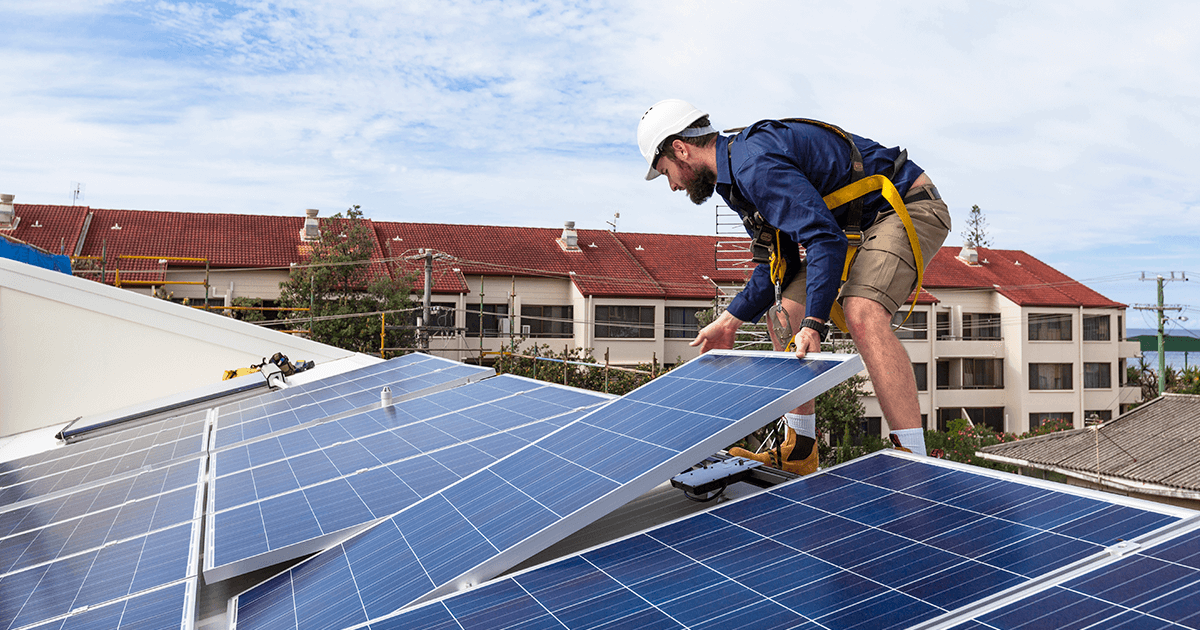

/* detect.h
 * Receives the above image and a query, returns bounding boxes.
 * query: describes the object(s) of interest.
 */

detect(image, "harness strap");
[822,174,924,333]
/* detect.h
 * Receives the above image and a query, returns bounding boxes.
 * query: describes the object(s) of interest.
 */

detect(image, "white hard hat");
[637,99,710,181]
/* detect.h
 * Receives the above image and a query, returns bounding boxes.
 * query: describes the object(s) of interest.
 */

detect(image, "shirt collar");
[715,133,732,186]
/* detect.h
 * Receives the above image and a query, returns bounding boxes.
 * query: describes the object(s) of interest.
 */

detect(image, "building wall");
[0,258,354,436]
[862,294,1140,436]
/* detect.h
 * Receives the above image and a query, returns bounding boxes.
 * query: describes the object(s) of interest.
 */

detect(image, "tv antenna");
[71,182,86,206]
[606,211,619,232]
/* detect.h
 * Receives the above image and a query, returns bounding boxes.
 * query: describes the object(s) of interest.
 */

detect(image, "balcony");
[933,339,1005,359]
[1118,340,1142,359]
[1119,385,1143,405]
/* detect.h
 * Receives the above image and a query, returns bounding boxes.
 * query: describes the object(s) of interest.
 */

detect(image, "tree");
[278,206,414,354]
[961,204,992,247]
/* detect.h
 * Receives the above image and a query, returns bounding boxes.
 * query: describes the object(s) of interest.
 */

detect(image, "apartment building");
[862,244,1143,436]
[2,198,1140,436]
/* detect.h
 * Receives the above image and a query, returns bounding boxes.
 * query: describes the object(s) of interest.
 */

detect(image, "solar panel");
[0,456,205,630]
[15,580,196,630]
[228,350,864,629]
[362,451,1192,630]
[204,375,612,582]
[0,411,209,509]
[930,520,1200,629]
[210,354,493,450]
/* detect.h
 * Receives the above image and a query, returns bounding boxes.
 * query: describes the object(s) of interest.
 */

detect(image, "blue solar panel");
[204,375,611,582]
[16,580,195,630]
[0,453,203,630]
[229,350,864,630]
[939,522,1200,629]
[0,412,208,510]
[363,452,1189,630]
[211,354,492,450]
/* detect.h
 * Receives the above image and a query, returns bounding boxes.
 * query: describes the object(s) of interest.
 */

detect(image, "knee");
[842,297,891,338]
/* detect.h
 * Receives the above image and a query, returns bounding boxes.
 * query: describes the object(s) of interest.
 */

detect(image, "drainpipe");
[1078,305,1085,428]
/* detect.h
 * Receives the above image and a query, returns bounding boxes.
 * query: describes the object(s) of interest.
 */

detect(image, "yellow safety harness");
[725,119,924,346]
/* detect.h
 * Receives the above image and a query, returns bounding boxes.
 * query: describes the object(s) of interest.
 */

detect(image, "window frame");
[595,305,656,339]
[1029,363,1073,390]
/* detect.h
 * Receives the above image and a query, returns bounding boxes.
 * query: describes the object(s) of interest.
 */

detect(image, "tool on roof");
[222,353,314,380]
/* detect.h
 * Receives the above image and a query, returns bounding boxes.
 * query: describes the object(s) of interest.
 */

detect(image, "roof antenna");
[71,182,85,206]
[606,211,619,232]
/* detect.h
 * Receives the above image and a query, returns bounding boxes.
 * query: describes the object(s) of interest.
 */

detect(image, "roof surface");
[923,246,1125,308]
[7,204,1122,307]
[980,394,1200,492]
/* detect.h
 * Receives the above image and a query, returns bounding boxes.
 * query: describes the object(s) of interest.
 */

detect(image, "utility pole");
[1135,272,1188,395]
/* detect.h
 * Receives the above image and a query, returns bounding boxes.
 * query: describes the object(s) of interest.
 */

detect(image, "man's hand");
[793,326,823,359]
[691,310,743,353]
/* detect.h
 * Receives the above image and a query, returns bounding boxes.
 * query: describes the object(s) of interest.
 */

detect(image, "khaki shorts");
[782,183,951,316]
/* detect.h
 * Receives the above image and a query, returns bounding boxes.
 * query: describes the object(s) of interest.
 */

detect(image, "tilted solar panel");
[15,580,196,630]
[365,452,1191,630]
[210,354,493,450]
[0,411,208,507]
[228,350,864,630]
[204,375,612,582]
[0,457,205,630]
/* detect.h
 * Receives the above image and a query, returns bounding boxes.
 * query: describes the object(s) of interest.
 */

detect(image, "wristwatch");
[800,317,829,340]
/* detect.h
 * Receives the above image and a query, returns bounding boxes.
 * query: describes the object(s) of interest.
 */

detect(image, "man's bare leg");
[843,296,926,454]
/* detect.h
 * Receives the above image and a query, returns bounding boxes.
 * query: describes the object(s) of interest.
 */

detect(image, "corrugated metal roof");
[980,394,1200,493]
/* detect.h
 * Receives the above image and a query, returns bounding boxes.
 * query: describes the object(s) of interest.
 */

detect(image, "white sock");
[785,413,816,439]
[890,428,926,456]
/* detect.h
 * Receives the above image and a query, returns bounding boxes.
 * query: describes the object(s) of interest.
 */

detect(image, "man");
[637,99,950,469]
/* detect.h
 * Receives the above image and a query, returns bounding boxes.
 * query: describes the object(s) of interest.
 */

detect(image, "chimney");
[301,208,320,241]
[558,221,580,252]
[0,194,15,228]
[957,241,979,266]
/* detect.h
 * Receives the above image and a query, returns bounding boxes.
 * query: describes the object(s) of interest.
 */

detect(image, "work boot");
[729,427,819,476]
[889,434,913,453]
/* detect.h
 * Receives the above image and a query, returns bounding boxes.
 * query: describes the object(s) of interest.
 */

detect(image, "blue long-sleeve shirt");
[715,120,925,323]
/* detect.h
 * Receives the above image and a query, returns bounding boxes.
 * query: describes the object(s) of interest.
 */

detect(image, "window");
[963,359,1004,389]
[831,416,882,446]
[937,407,1004,433]
[1118,315,1124,341]
[963,313,1001,340]
[913,363,928,392]
[936,360,950,389]
[1083,315,1111,341]
[465,303,509,337]
[1029,363,1073,390]
[1030,412,1073,430]
[936,311,952,340]
[1029,313,1072,341]
[1084,362,1111,389]
[665,307,702,339]
[521,305,573,338]
[595,305,655,339]
[892,311,927,339]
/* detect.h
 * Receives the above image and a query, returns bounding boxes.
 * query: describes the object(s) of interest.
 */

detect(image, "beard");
[679,161,717,205]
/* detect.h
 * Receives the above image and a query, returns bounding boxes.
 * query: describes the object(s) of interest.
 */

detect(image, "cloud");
[0,0,1198,309]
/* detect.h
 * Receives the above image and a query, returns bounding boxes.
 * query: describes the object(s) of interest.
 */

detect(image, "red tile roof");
[923,246,1123,308]
[2,204,1123,309]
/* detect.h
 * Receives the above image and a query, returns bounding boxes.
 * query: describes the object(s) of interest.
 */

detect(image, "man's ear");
[670,138,689,161]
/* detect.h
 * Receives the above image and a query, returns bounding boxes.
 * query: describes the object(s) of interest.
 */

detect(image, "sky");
[1,0,1198,332]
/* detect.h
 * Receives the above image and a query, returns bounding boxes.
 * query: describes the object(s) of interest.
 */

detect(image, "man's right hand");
[690,310,743,353]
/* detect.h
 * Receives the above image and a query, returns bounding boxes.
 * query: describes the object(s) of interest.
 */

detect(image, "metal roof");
[979,394,1200,498]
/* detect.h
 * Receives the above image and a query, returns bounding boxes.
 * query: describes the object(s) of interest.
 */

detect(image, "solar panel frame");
[228,350,865,629]
[202,375,612,583]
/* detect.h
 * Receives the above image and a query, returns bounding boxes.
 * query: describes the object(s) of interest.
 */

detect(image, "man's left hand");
[793,327,823,359]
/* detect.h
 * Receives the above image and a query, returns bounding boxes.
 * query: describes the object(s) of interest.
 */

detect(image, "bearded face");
[675,158,717,205]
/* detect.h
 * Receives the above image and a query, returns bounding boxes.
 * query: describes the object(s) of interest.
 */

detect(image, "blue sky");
[1,0,1198,329]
